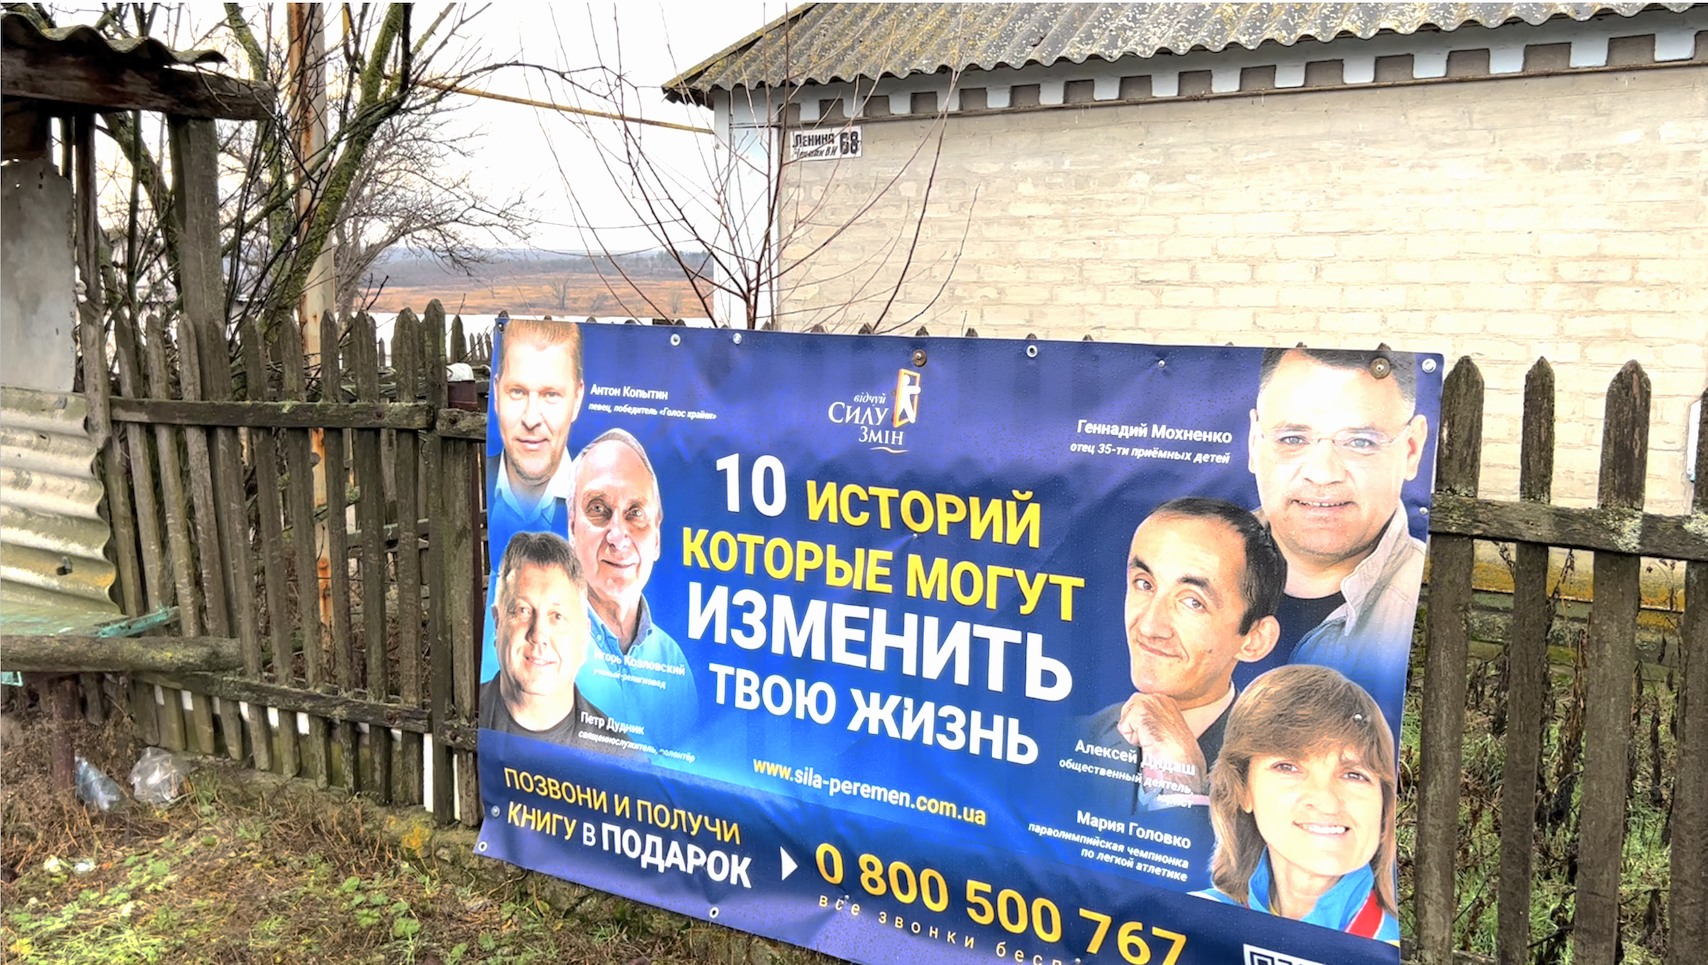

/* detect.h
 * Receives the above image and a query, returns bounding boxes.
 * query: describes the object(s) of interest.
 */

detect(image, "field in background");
[360,250,715,321]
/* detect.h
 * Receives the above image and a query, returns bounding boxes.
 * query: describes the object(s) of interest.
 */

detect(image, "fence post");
[278,321,330,786]
[109,307,167,742]
[170,115,270,771]
[1572,361,1651,965]
[144,314,216,752]
[393,308,425,805]
[1671,388,1708,965]
[1414,357,1483,965]
[422,301,456,822]
[351,311,391,801]
[171,313,243,759]
[1495,359,1555,965]
[241,315,296,776]
[321,310,358,788]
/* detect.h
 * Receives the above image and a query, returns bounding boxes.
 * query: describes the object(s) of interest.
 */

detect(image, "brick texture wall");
[777,66,1708,514]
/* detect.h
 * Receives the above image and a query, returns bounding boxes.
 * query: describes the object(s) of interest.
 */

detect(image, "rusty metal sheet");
[667,2,1695,101]
[0,385,121,636]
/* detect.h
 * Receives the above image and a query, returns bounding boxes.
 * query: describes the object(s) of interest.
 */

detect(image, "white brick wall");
[776,66,1708,514]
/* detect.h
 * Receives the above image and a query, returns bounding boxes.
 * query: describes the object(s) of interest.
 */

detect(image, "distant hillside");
[362,248,716,318]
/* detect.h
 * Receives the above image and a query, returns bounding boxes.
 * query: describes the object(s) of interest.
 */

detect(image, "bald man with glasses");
[1241,347,1429,729]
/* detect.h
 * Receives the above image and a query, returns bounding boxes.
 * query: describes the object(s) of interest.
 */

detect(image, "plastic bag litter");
[129,746,186,806]
[74,757,124,811]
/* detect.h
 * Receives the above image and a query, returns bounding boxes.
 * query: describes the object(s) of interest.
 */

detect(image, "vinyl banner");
[475,324,1441,965]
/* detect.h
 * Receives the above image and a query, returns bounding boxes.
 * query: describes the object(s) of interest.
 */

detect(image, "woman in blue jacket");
[1197,664,1399,943]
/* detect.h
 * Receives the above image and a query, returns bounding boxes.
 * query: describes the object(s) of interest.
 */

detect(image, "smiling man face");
[492,548,589,732]
[1248,349,1427,596]
[1125,510,1279,709]
[493,321,584,508]
[571,433,662,647]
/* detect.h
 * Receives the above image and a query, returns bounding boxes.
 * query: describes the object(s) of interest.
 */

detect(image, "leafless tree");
[17,3,533,339]
[546,275,572,311]
[527,9,975,332]
[329,107,528,317]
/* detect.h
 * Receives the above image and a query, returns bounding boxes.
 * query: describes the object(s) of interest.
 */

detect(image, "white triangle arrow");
[780,847,798,881]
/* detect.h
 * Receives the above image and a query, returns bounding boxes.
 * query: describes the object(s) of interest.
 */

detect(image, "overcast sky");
[444,1,790,254]
[67,2,787,257]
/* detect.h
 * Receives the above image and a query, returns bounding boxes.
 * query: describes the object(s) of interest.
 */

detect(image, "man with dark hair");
[1078,497,1286,814]
[1244,347,1428,726]
[570,429,698,747]
[479,531,619,750]
[487,318,585,546]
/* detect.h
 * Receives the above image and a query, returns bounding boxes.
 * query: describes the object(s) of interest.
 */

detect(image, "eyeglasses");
[1257,428,1400,461]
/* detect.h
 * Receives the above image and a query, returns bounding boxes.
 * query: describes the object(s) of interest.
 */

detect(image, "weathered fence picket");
[145,315,218,755]
[320,310,358,787]
[241,315,297,777]
[1674,397,1708,965]
[174,309,245,762]
[54,312,1707,960]
[443,387,480,827]
[1414,358,1483,965]
[1494,359,1554,965]
[350,312,392,802]
[393,308,425,806]
[1574,363,1651,965]
[421,301,456,819]
[277,322,331,787]
[108,308,165,742]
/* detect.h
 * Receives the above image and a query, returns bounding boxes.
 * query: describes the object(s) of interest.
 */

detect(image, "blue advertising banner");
[475,324,1441,965]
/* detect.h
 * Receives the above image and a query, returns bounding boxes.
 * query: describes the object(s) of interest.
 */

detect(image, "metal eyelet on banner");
[912,349,927,367]
[1370,356,1393,379]
[709,906,720,919]
[733,333,743,345]
[670,333,682,346]
[476,841,488,852]
[1422,358,1438,374]
[490,805,501,817]
[1025,345,1038,359]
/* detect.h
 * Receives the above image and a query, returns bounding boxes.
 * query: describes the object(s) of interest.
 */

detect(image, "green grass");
[1394,590,1684,965]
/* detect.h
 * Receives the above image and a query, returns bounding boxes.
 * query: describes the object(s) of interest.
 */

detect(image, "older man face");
[494,560,587,703]
[1248,351,1426,577]
[572,440,662,618]
[1125,512,1275,710]
[494,337,581,498]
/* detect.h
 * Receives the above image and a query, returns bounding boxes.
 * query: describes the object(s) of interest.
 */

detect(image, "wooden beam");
[108,397,436,430]
[135,671,432,732]
[0,635,242,673]
[434,408,486,440]
[2,46,273,121]
[172,114,271,771]
[1429,492,1708,562]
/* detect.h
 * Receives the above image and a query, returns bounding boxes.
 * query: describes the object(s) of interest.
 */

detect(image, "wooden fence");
[61,310,1708,965]
[84,304,486,819]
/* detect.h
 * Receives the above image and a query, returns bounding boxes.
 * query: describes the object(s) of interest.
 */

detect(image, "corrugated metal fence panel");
[668,1,1694,98]
[0,384,120,634]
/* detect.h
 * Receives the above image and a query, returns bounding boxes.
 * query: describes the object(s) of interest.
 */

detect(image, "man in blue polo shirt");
[571,429,699,750]
[487,318,583,552]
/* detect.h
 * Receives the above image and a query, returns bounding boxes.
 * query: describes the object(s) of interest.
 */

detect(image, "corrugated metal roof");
[666,2,1696,101]
[0,10,227,68]
[1,385,122,636]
